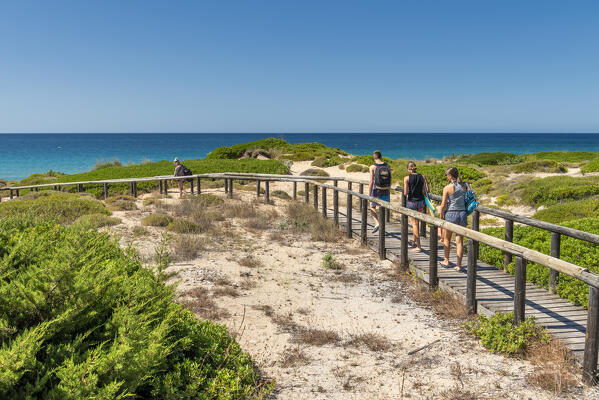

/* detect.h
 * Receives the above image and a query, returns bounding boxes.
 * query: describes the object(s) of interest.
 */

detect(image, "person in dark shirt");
[403,161,429,252]
[172,158,186,198]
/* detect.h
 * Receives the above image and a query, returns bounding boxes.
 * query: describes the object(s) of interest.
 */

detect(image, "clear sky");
[1,0,598,133]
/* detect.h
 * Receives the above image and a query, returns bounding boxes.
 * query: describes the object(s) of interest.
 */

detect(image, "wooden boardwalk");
[331,206,590,364]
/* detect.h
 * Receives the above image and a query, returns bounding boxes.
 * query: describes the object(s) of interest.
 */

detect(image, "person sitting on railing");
[403,161,430,252]
[440,166,468,271]
[368,150,392,233]
[172,158,187,198]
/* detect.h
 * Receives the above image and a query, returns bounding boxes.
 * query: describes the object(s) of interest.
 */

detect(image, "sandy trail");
[107,187,596,399]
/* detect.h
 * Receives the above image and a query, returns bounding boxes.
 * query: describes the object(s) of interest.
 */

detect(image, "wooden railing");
[2,172,599,383]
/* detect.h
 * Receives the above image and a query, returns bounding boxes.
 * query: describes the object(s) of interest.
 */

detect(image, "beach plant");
[512,160,567,174]
[581,158,599,173]
[322,253,344,270]
[300,168,330,177]
[73,213,121,229]
[346,164,367,173]
[478,217,599,307]
[519,175,599,207]
[141,213,174,227]
[0,218,271,398]
[463,313,549,355]
[457,152,524,166]
[528,151,599,163]
[532,198,599,224]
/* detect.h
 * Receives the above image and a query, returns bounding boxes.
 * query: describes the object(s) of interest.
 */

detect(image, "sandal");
[454,266,463,272]
[439,261,451,269]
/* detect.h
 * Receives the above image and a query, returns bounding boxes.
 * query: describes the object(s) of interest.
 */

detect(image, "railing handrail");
[3,171,599,244]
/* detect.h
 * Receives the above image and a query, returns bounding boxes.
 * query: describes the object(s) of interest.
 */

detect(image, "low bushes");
[479,217,599,306]
[73,213,121,229]
[512,160,567,174]
[300,168,330,177]
[167,219,202,234]
[581,158,599,173]
[0,192,109,224]
[520,176,599,207]
[285,202,339,242]
[322,253,344,270]
[463,313,549,355]
[142,213,173,227]
[345,164,369,173]
[529,151,599,163]
[532,198,599,224]
[457,152,524,166]
[0,219,270,398]
[272,190,291,200]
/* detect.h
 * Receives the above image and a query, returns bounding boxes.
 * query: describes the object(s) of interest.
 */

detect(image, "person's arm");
[440,186,449,218]
[368,165,375,195]
[403,176,409,198]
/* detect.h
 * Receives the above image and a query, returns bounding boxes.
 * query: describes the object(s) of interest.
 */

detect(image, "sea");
[1,133,599,181]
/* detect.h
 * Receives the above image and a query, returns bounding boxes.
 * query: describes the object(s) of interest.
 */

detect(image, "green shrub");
[457,152,524,166]
[520,176,599,207]
[167,219,202,234]
[463,313,549,355]
[532,199,599,223]
[352,155,394,166]
[512,160,567,174]
[346,164,366,173]
[529,151,599,163]
[0,220,270,398]
[0,192,109,224]
[300,168,330,177]
[105,194,138,211]
[19,170,65,186]
[479,217,599,306]
[142,213,174,227]
[93,158,123,169]
[322,253,343,270]
[581,159,599,173]
[272,190,291,200]
[197,193,224,206]
[73,213,121,229]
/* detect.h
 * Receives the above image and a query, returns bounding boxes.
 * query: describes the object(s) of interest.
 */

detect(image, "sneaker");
[372,224,380,233]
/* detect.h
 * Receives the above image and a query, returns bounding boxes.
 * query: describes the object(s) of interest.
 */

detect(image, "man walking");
[368,150,392,233]
[172,157,187,198]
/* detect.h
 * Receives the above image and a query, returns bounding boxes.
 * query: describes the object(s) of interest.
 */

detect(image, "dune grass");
[520,175,599,207]
[532,198,599,224]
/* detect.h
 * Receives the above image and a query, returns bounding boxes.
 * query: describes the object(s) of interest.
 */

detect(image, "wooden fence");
[2,172,599,383]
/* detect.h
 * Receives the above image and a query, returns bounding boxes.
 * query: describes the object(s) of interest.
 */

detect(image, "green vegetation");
[322,253,344,270]
[581,158,599,173]
[479,217,599,306]
[73,213,121,229]
[18,169,65,186]
[457,152,524,166]
[105,194,138,211]
[463,313,549,355]
[532,199,599,224]
[529,151,599,163]
[0,191,109,224]
[300,168,330,177]
[206,138,348,161]
[142,213,174,227]
[512,160,567,174]
[272,190,291,200]
[0,218,270,398]
[345,164,369,173]
[520,175,599,207]
[167,218,202,234]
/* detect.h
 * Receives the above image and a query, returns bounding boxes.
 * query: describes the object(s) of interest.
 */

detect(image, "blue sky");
[0,1,597,133]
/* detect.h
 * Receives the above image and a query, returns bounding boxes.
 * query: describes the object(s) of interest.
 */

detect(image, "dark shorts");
[445,210,467,226]
[370,188,390,208]
[406,200,425,212]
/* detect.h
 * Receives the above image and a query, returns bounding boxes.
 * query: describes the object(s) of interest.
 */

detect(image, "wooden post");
[103,183,108,200]
[361,198,367,245]
[159,180,163,194]
[77,184,83,192]
[265,181,270,204]
[550,232,560,294]
[466,239,477,313]
[15,189,19,197]
[228,178,233,199]
[9,190,13,200]
[429,225,438,289]
[514,256,527,325]
[293,181,297,200]
[313,184,318,210]
[378,207,386,260]
[132,182,138,197]
[321,187,327,218]
[163,180,168,196]
[224,178,229,194]
[190,178,194,195]
[256,180,261,198]
[472,210,480,260]
[359,183,364,211]
[197,177,201,194]
[583,286,599,384]
[346,182,353,238]
[304,182,309,203]
[333,184,339,226]
[386,206,391,222]
[401,214,409,269]
[504,220,514,270]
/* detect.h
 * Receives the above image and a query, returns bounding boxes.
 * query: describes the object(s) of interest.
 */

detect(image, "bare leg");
[409,216,421,251]
[370,205,379,226]
[455,235,464,270]
[178,181,185,198]
[442,230,453,266]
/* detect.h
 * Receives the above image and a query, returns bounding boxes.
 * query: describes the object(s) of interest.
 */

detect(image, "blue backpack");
[464,183,479,216]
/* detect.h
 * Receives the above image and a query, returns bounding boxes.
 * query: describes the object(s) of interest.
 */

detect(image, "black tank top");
[407,173,424,201]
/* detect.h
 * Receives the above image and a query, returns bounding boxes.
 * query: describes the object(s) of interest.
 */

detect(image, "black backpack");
[374,163,392,188]
[181,165,192,176]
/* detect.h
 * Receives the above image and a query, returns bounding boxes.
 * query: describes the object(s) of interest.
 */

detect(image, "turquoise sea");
[1,133,599,181]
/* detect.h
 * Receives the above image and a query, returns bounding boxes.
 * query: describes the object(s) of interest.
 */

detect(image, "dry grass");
[252,304,274,317]
[238,278,257,291]
[170,234,205,261]
[310,216,339,242]
[296,328,341,346]
[142,213,173,227]
[439,387,477,400]
[272,190,291,200]
[181,288,231,320]
[329,272,362,284]
[167,218,203,234]
[212,286,240,298]
[279,347,312,368]
[345,333,392,352]
[224,202,257,219]
[132,225,149,236]
[244,216,271,231]
[237,255,263,268]
[525,340,579,395]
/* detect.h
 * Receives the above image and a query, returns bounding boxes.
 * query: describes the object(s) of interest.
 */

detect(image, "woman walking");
[403,161,429,252]
[439,166,468,271]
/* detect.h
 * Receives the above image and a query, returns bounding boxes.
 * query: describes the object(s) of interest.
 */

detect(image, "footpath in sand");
[107,182,598,400]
